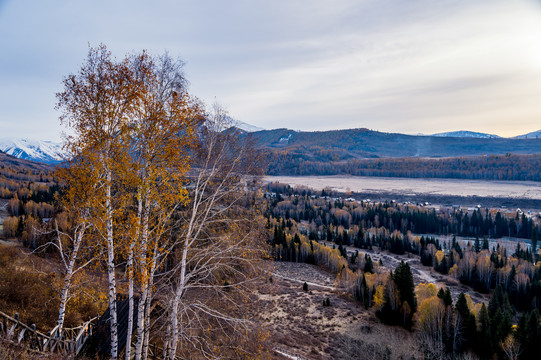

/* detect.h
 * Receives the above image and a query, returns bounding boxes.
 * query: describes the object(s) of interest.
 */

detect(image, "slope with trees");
[265,187,541,359]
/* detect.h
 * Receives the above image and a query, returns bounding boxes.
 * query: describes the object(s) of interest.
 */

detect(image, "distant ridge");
[513,129,541,139]
[430,128,541,139]
[248,128,541,179]
[431,130,500,139]
[3,126,540,165]
[0,149,52,171]
[247,127,541,160]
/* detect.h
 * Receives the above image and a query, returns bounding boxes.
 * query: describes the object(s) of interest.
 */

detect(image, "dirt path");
[0,199,8,233]
[0,199,8,219]
[0,239,19,247]
[320,241,437,284]
[274,347,310,360]
[320,241,489,304]
[271,272,337,291]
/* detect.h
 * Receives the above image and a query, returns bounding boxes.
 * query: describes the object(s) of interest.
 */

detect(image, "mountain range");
[246,128,541,159]
[1,127,540,164]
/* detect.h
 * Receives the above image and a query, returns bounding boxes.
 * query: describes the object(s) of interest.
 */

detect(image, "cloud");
[206,0,541,136]
[0,0,540,139]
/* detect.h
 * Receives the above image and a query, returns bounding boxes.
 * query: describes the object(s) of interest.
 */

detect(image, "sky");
[1,0,541,141]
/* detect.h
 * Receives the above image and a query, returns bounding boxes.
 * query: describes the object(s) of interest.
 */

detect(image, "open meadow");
[265,176,541,200]
[266,175,541,210]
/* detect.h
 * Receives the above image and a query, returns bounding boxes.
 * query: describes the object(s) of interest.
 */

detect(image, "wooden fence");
[0,310,95,356]
[1,309,181,359]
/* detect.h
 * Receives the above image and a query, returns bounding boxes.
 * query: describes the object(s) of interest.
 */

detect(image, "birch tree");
[48,154,100,336]
[162,106,266,359]
[126,52,202,360]
[57,44,143,359]
[500,334,521,360]
[418,296,446,359]
[56,45,264,359]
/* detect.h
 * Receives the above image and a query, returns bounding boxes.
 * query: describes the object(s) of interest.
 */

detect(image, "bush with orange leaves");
[0,244,107,330]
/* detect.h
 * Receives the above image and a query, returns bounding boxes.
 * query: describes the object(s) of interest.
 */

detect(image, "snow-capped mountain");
[513,129,541,139]
[220,115,264,132]
[234,121,264,132]
[431,131,500,139]
[0,138,66,164]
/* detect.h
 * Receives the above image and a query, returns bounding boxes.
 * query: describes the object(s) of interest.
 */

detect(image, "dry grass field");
[256,261,420,360]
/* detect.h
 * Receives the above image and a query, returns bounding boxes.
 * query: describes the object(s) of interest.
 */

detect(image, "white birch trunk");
[125,254,134,360]
[167,194,203,359]
[167,154,217,359]
[106,168,119,360]
[134,286,148,360]
[126,193,142,360]
[56,225,84,335]
[142,242,159,360]
[142,290,152,360]
[162,322,172,360]
[167,241,189,359]
[134,190,150,360]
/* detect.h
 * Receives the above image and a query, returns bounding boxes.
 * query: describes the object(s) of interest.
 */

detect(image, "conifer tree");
[393,261,417,313]
[455,293,470,320]
[477,304,492,357]
[364,254,374,273]
[531,228,538,261]
[437,287,445,299]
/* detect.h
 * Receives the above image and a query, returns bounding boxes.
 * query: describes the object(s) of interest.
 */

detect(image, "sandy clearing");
[271,261,336,287]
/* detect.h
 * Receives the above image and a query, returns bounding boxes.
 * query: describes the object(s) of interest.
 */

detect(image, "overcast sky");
[1,0,541,140]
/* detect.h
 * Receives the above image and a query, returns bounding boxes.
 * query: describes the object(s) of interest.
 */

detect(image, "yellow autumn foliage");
[373,285,385,308]
[435,250,445,264]
[416,282,438,304]
[418,296,446,333]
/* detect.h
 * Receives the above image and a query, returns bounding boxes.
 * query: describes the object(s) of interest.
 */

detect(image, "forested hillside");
[0,152,56,241]
[265,184,541,360]
[243,128,541,180]
[249,128,541,158]
[264,153,541,181]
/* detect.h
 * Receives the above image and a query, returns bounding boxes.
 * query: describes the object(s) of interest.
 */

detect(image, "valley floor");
[264,176,541,200]
[265,175,541,211]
